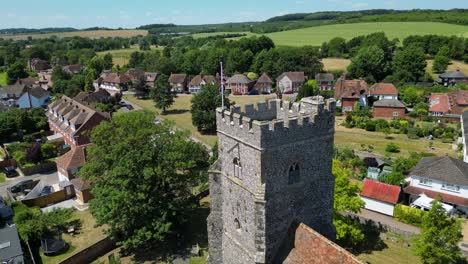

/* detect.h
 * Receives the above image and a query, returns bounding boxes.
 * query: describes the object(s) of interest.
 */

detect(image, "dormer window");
[442,183,460,192]
[419,178,432,187]
[288,163,300,185]
[233,157,242,178]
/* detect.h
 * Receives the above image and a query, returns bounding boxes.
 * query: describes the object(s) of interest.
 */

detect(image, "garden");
[5,141,66,169]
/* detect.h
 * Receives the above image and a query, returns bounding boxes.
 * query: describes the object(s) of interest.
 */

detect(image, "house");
[97,73,132,95]
[125,68,145,81]
[0,84,27,107]
[28,58,50,72]
[71,178,92,204]
[17,86,50,109]
[276,71,306,93]
[315,73,334,91]
[254,73,273,94]
[360,179,401,216]
[188,74,218,93]
[372,99,406,118]
[334,75,368,112]
[47,96,111,148]
[38,71,53,90]
[462,111,468,163]
[168,73,188,93]
[63,64,84,75]
[403,155,468,215]
[16,76,38,86]
[368,83,398,101]
[429,94,451,117]
[56,145,88,182]
[74,90,112,104]
[0,225,24,264]
[448,90,468,115]
[144,72,158,88]
[226,74,254,95]
[438,69,467,87]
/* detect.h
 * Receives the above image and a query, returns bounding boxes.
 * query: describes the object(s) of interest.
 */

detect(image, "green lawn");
[40,210,107,264]
[0,173,5,183]
[0,72,8,86]
[357,236,421,264]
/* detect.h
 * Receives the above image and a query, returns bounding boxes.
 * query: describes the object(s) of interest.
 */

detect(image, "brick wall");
[373,106,405,119]
[57,237,116,264]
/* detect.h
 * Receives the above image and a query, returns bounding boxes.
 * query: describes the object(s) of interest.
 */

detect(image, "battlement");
[216,96,336,148]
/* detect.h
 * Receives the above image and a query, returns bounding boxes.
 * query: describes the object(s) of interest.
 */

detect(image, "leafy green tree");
[84,68,97,92]
[378,171,404,186]
[432,46,451,73]
[191,84,230,133]
[297,80,318,101]
[51,65,70,82]
[103,53,114,70]
[78,111,209,248]
[6,61,28,84]
[393,45,427,82]
[347,45,388,82]
[385,143,400,153]
[87,56,106,74]
[151,74,175,113]
[415,199,463,264]
[41,143,56,159]
[332,160,365,247]
[327,37,347,57]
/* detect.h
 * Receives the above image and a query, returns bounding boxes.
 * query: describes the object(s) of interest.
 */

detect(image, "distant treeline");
[0,27,125,36]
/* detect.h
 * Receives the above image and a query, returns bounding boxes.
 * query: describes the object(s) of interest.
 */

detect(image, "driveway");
[0,171,58,198]
[348,208,421,234]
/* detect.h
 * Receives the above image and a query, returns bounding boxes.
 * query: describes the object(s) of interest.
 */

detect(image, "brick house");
[55,145,87,182]
[47,96,111,148]
[276,71,306,93]
[168,73,188,93]
[334,75,368,112]
[368,83,399,101]
[71,178,92,204]
[429,94,451,117]
[188,74,218,93]
[448,90,468,115]
[254,73,273,94]
[315,73,334,91]
[226,74,254,95]
[372,99,406,118]
[144,72,158,88]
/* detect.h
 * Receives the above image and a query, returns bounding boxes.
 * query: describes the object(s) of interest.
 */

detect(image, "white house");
[368,83,399,101]
[360,179,401,216]
[17,87,50,109]
[461,111,468,163]
[276,72,306,93]
[188,75,217,93]
[403,155,468,215]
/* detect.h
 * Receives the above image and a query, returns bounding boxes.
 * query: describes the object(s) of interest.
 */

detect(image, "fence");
[22,185,75,208]
[0,159,16,169]
[57,237,116,264]
[20,162,56,176]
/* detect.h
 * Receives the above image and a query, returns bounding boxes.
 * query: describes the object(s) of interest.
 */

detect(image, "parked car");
[283,90,294,94]
[248,89,259,95]
[40,186,53,196]
[3,166,18,178]
[9,180,33,193]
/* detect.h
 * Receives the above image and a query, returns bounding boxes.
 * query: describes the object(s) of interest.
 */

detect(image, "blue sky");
[1,0,468,29]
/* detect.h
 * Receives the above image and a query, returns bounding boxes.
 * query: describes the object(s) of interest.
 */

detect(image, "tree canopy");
[78,110,209,248]
[191,83,230,133]
[151,74,175,113]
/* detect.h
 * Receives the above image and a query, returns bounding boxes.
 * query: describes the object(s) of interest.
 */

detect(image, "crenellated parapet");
[216,96,336,148]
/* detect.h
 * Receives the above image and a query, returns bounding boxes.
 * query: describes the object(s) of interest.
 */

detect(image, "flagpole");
[220,61,225,110]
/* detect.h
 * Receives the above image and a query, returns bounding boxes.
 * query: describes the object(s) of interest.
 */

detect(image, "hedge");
[394,204,427,227]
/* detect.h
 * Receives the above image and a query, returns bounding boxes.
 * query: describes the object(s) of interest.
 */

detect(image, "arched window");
[288,163,300,185]
[233,157,242,178]
[234,218,241,231]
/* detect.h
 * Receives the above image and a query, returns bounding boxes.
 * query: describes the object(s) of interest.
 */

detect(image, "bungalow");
[254,73,273,94]
[360,179,401,216]
[144,72,158,88]
[438,69,467,87]
[17,86,50,109]
[168,73,188,93]
[315,73,334,91]
[334,75,368,112]
[28,58,50,72]
[226,74,254,95]
[448,90,468,115]
[0,84,27,107]
[372,99,406,118]
[403,155,468,215]
[276,72,306,93]
[188,74,218,93]
[368,83,398,101]
[429,94,451,117]
[462,111,468,163]
[63,64,84,75]
[97,73,132,95]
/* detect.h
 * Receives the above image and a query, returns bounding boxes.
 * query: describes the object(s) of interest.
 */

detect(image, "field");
[1,29,148,41]
[40,210,107,264]
[426,59,468,78]
[97,45,163,66]
[322,58,351,72]
[0,72,8,86]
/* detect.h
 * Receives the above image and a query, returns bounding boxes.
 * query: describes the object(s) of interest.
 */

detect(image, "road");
[0,171,58,198]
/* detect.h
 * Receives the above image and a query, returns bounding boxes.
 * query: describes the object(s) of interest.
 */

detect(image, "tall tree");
[432,46,451,73]
[151,74,175,113]
[103,53,114,70]
[191,84,230,133]
[415,199,463,264]
[78,111,209,248]
[393,45,427,82]
[347,45,388,82]
[6,61,28,84]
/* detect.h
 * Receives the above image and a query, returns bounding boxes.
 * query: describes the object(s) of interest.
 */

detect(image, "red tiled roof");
[102,73,132,84]
[360,179,401,204]
[55,145,88,170]
[450,90,468,106]
[429,94,451,113]
[369,83,398,96]
[403,185,468,207]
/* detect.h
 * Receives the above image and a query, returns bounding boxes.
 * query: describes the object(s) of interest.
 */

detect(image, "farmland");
[97,45,163,66]
[1,29,148,41]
